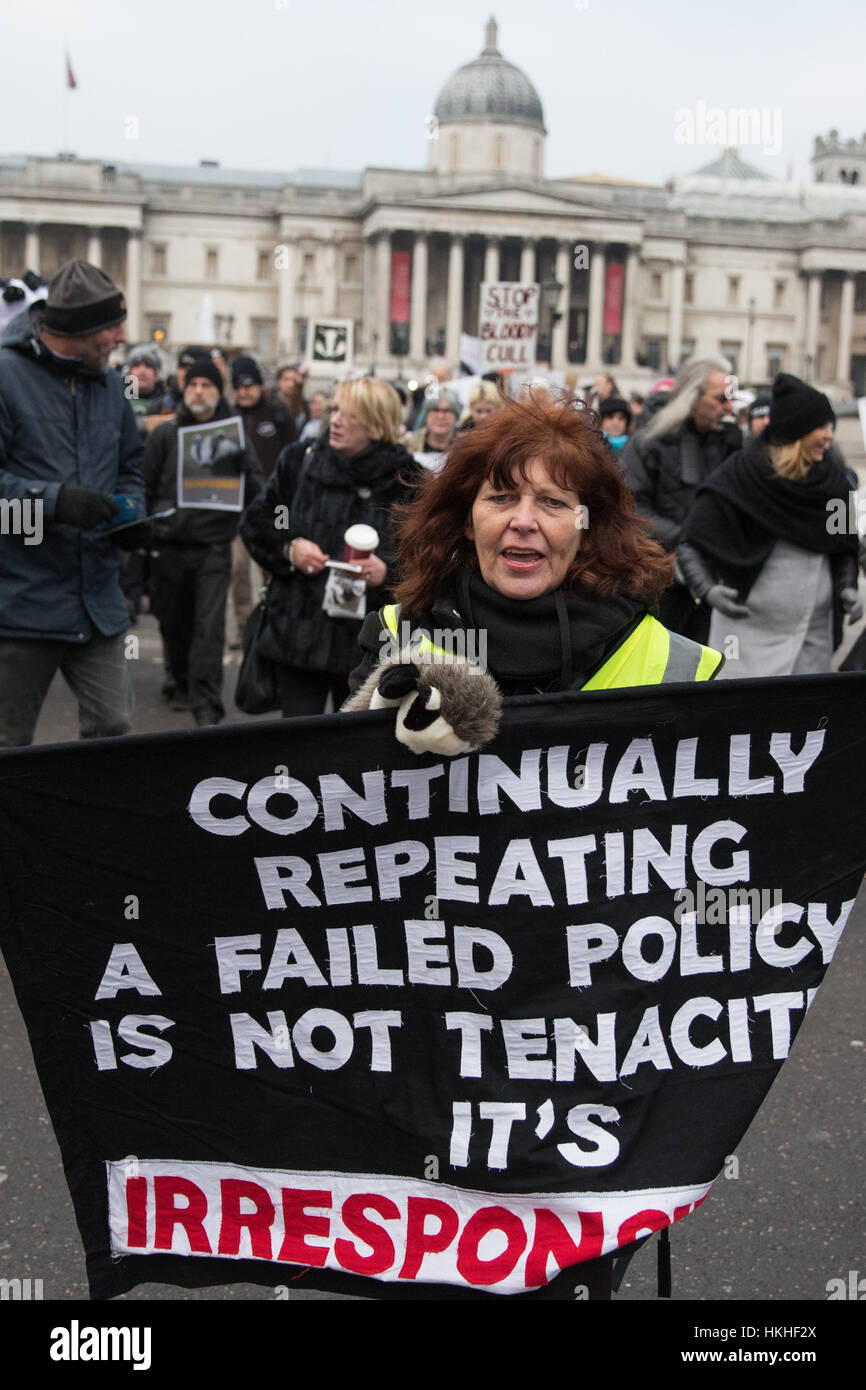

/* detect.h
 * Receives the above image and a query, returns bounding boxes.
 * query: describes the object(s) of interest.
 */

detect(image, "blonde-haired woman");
[240,378,417,714]
[677,374,860,678]
[458,380,504,431]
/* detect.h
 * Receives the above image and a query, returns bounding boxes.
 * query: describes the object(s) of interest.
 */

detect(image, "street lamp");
[540,276,563,365]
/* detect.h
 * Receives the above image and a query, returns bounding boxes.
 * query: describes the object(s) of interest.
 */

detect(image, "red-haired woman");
[347,392,723,715]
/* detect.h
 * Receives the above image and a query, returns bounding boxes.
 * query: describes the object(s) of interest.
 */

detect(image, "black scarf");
[681,438,857,597]
[454,568,646,693]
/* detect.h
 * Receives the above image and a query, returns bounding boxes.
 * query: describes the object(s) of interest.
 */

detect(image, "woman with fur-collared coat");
[239,377,418,717]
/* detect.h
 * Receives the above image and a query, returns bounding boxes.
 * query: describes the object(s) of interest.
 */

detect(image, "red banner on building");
[603,263,625,336]
[390,251,411,324]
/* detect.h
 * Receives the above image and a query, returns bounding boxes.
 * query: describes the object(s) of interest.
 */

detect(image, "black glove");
[55,485,120,530]
[110,520,153,552]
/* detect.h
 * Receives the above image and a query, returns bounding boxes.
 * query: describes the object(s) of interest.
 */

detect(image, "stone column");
[836,273,855,388]
[24,224,40,271]
[552,240,572,368]
[361,236,376,358]
[796,274,810,376]
[586,243,606,367]
[805,271,822,378]
[620,247,639,371]
[375,231,392,364]
[409,232,428,364]
[483,236,500,285]
[124,230,141,341]
[520,238,536,284]
[322,238,338,317]
[276,236,297,358]
[668,261,685,369]
[445,233,465,366]
[87,230,102,268]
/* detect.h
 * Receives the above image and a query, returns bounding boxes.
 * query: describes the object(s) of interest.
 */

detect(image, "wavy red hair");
[394,392,673,611]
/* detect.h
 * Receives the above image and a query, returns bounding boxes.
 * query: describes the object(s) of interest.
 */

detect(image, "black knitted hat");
[767,374,834,444]
[230,354,263,387]
[42,260,126,336]
[183,359,224,394]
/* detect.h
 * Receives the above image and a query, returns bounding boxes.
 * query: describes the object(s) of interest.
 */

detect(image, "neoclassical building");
[2,17,866,393]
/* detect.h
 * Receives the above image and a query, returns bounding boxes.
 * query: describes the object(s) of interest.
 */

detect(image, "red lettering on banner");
[398,1196,460,1279]
[335,1193,399,1275]
[673,1203,692,1222]
[455,1206,527,1286]
[153,1176,212,1253]
[217,1179,275,1259]
[524,1208,604,1287]
[278,1188,332,1266]
[617,1208,670,1246]
[125,1177,148,1248]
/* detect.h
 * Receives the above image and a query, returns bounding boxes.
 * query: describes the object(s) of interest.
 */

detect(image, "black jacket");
[238,395,298,478]
[621,417,742,549]
[144,399,262,548]
[240,435,419,674]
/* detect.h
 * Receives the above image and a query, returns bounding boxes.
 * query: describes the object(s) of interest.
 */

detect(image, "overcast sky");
[3,0,863,186]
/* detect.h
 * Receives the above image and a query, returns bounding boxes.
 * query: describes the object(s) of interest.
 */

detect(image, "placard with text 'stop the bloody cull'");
[0,676,865,1298]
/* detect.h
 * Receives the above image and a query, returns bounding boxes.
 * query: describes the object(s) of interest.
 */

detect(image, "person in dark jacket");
[228,354,299,642]
[677,373,861,678]
[240,377,418,717]
[620,357,742,641]
[0,260,144,747]
[144,358,262,725]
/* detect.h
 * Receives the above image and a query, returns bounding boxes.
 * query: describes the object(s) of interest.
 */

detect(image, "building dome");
[433,18,546,134]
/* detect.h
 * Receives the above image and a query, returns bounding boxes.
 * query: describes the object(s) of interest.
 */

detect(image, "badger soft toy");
[342,653,501,757]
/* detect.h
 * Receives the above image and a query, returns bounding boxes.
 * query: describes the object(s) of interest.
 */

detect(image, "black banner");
[1,675,865,1298]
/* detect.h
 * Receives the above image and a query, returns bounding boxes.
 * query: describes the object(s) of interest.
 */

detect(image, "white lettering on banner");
[187,731,826,838]
[106,1157,711,1294]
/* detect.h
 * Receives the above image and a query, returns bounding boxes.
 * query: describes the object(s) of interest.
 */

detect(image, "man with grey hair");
[621,357,742,639]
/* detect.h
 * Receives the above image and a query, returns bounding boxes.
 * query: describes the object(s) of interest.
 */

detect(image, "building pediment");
[400,184,637,221]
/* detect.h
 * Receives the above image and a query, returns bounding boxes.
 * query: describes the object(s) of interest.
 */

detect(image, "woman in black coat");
[240,377,418,716]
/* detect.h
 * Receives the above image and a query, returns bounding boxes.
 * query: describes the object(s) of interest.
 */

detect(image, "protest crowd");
[1,258,863,749]
[0,259,863,1308]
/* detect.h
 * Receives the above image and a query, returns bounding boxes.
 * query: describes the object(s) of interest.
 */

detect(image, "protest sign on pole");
[478,282,539,372]
[1,676,865,1299]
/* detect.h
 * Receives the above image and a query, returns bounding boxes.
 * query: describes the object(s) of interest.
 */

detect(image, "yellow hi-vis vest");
[380,605,723,689]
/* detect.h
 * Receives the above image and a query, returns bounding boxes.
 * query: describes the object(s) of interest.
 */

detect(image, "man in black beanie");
[143,360,262,725]
[0,258,145,747]
[226,354,297,646]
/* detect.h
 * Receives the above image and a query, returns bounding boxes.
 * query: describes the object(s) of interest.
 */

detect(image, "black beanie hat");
[768,374,835,444]
[748,394,771,421]
[177,345,211,369]
[42,260,126,336]
[231,354,263,388]
[183,359,224,395]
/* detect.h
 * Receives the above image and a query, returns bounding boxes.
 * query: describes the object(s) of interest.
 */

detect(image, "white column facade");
[586,243,606,367]
[276,237,297,358]
[805,271,822,376]
[836,273,855,387]
[87,231,102,268]
[25,224,40,270]
[445,234,465,366]
[668,261,685,369]
[124,231,141,341]
[619,247,639,371]
[483,237,500,285]
[520,238,536,284]
[552,241,571,368]
[375,231,392,364]
[409,232,428,364]
[361,237,376,357]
